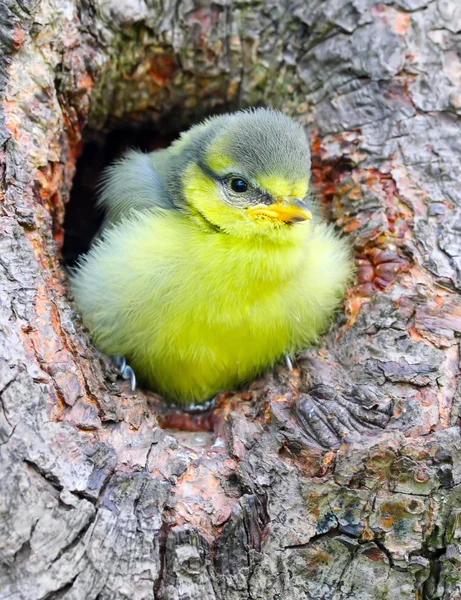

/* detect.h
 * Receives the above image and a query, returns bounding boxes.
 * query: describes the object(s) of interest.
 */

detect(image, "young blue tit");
[71,108,353,405]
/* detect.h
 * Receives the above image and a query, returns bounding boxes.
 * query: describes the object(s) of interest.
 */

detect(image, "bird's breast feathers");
[73,208,351,401]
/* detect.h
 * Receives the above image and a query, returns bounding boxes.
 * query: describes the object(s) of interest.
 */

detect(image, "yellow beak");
[247,199,312,223]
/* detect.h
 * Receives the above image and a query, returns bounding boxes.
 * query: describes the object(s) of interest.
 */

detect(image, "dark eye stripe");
[197,160,275,205]
[256,191,274,205]
[198,161,248,187]
[197,160,227,182]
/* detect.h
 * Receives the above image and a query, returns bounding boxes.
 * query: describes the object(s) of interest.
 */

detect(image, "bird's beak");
[247,198,312,223]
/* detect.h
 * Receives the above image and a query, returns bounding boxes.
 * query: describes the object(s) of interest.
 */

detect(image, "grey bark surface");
[1,0,461,599]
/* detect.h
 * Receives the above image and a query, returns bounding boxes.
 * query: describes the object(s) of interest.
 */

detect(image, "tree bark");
[1,0,460,599]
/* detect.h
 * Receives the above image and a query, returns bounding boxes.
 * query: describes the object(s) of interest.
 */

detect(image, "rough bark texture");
[1,1,461,599]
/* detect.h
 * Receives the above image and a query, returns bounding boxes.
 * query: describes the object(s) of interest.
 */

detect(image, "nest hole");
[62,124,178,267]
[63,121,223,441]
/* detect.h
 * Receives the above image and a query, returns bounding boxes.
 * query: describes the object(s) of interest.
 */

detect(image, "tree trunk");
[1,0,460,598]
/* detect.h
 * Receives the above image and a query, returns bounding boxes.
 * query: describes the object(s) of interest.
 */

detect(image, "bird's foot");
[112,355,137,391]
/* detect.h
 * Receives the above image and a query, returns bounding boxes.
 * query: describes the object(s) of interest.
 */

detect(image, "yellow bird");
[71,108,352,406]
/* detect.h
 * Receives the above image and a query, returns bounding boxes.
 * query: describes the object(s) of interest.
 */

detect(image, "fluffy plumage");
[71,108,352,404]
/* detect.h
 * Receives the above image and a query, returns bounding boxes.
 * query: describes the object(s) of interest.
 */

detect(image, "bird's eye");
[229,178,248,193]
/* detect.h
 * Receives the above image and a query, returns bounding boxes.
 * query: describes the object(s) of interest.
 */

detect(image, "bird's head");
[166,108,313,240]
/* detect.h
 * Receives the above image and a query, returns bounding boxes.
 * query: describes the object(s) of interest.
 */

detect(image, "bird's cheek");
[182,163,244,230]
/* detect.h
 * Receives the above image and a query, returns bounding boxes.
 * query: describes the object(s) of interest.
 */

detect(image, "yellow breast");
[72,209,351,404]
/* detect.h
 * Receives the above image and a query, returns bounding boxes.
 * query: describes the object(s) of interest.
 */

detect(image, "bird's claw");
[122,365,137,392]
[285,353,294,371]
[112,355,137,391]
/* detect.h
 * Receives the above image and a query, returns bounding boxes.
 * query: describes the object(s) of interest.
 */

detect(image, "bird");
[71,108,353,406]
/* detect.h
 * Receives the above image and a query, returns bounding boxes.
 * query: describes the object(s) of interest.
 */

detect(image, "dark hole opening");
[62,123,221,441]
[62,125,177,267]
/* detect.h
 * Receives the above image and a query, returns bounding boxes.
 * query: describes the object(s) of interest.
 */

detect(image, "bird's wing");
[98,149,172,228]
